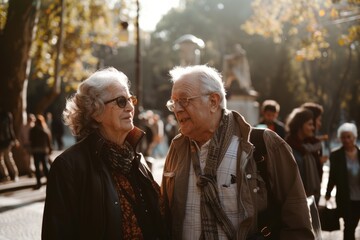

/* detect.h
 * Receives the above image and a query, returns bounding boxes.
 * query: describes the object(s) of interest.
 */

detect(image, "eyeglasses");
[104,95,137,108]
[166,94,211,112]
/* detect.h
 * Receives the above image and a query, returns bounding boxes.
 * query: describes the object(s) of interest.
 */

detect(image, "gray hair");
[169,65,227,109]
[337,122,358,141]
[63,67,130,138]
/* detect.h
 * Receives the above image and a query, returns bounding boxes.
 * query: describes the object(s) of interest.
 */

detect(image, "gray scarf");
[191,110,236,240]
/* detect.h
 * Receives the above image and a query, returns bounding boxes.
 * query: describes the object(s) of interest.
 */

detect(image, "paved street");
[0,151,359,239]
[0,149,166,240]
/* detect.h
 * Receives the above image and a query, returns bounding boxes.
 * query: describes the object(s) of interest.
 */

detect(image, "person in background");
[162,65,314,240]
[301,102,328,188]
[325,122,360,240]
[0,110,19,182]
[42,67,169,239]
[257,99,285,139]
[164,114,178,147]
[19,113,36,177]
[285,107,321,204]
[51,114,64,150]
[29,114,52,189]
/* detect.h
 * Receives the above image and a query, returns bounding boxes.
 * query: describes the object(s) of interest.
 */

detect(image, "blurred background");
[0,0,359,175]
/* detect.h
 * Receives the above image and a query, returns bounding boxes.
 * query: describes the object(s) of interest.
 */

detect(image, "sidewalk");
[0,149,359,239]
[0,150,63,194]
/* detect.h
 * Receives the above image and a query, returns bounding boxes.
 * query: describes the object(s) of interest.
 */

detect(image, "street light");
[134,0,142,120]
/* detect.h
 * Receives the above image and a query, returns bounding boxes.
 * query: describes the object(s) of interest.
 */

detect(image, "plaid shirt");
[182,136,240,239]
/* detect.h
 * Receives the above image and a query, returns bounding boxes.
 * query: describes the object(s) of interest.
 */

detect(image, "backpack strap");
[250,128,268,186]
[249,128,281,239]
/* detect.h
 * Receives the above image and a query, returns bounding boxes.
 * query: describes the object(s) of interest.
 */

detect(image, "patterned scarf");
[192,110,236,240]
[102,139,135,175]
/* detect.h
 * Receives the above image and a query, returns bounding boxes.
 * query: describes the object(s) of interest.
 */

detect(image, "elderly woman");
[325,122,360,240]
[42,67,169,239]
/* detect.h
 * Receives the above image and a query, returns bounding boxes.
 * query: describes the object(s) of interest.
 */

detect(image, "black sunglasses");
[104,95,137,108]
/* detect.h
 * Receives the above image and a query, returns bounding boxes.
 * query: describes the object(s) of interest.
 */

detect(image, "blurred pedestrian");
[51,114,64,150]
[42,67,169,239]
[19,113,36,177]
[325,122,360,240]
[29,114,52,189]
[285,107,321,203]
[257,99,285,138]
[162,65,314,239]
[0,109,19,182]
[148,113,165,158]
[301,102,328,190]
[164,114,178,147]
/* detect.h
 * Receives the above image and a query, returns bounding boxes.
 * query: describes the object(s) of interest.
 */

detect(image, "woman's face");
[315,115,322,130]
[95,82,135,143]
[300,119,315,139]
[340,131,356,149]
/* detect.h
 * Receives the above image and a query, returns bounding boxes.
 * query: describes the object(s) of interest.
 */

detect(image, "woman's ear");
[92,112,103,123]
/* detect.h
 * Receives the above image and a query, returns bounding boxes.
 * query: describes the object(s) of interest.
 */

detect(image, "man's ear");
[209,93,221,112]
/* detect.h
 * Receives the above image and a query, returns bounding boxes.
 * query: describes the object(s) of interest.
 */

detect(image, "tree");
[242,0,360,135]
[0,0,128,132]
[0,0,39,133]
[0,0,131,174]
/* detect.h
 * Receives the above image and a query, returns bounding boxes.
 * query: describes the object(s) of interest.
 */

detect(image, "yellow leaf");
[318,9,325,17]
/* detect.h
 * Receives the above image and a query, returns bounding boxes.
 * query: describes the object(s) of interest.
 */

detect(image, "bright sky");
[139,0,180,31]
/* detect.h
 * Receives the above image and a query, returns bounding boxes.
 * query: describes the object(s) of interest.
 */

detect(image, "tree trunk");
[0,0,38,135]
[0,0,38,176]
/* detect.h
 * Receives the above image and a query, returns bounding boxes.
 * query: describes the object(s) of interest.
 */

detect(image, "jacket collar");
[88,127,145,155]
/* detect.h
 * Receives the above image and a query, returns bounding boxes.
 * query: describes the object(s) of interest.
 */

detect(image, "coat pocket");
[163,171,176,207]
[247,171,268,212]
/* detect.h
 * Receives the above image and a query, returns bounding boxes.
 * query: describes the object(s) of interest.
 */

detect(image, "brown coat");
[161,110,314,240]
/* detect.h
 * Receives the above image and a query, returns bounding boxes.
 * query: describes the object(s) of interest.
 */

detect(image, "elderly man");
[161,65,314,240]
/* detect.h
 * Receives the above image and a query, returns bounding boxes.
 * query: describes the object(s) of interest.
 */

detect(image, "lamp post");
[134,0,142,120]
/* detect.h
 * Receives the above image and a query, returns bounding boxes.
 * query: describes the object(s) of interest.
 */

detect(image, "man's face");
[170,77,214,142]
[263,110,277,123]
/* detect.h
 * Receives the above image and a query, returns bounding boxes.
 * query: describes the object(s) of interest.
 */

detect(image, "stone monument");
[173,34,205,66]
[223,44,259,125]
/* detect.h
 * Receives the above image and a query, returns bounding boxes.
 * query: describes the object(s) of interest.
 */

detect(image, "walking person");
[257,99,286,138]
[325,122,360,240]
[164,114,178,147]
[285,107,321,204]
[0,110,19,182]
[42,67,169,239]
[29,114,52,189]
[301,102,329,183]
[51,115,64,150]
[162,65,314,240]
[19,113,36,177]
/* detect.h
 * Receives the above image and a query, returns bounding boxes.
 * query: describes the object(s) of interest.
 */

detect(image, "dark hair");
[286,108,313,135]
[261,99,280,113]
[301,102,323,120]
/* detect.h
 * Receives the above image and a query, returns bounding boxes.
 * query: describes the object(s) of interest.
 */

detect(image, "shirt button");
[246,174,252,179]
[114,201,119,205]
[253,188,258,193]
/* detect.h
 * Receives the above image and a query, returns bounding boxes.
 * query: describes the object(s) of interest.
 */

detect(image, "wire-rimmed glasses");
[166,94,211,112]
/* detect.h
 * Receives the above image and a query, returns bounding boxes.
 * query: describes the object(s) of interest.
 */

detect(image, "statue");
[173,34,205,66]
[223,44,259,126]
[223,44,256,96]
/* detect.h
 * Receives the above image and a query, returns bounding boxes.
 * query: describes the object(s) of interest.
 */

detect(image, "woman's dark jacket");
[42,127,159,239]
[325,146,360,216]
